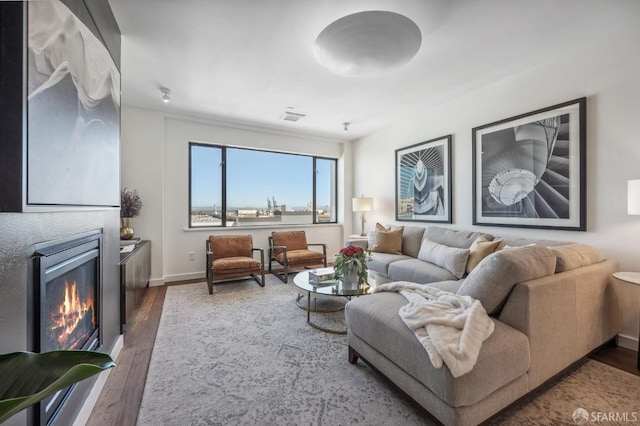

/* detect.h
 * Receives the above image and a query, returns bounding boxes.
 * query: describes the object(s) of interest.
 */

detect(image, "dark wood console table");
[119,240,151,332]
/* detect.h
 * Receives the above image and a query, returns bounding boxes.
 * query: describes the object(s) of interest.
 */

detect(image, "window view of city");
[190,144,336,227]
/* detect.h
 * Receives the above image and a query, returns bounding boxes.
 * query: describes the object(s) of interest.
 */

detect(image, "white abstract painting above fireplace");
[27,0,120,207]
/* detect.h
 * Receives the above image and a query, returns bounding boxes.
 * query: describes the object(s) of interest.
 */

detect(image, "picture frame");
[396,135,452,223]
[472,97,586,230]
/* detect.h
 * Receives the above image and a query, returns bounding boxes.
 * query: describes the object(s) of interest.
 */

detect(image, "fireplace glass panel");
[45,258,97,351]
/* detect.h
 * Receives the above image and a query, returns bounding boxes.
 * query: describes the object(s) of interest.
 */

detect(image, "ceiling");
[108,0,627,141]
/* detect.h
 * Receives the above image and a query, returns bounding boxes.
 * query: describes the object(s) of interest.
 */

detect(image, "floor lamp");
[352,196,373,237]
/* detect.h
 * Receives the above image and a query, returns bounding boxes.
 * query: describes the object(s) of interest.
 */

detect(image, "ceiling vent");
[280,111,306,122]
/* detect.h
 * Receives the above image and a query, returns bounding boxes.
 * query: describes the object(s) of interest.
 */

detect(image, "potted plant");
[0,350,115,423]
[333,245,371,286]
[120,188,143,240]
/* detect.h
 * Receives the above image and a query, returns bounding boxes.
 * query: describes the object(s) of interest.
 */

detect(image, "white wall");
[121,107,350,285]
[120,107,165,283]
[352,15,640,350]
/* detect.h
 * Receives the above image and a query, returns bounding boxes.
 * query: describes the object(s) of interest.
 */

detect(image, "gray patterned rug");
[137,277,640,426]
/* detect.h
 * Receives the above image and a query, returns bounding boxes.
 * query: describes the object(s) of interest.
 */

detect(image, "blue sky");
[191,145,333,209]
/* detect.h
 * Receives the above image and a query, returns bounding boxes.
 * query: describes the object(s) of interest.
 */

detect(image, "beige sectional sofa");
[345,225,620,426]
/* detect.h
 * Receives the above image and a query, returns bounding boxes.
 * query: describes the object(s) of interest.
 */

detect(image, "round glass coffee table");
[293,268,372,334]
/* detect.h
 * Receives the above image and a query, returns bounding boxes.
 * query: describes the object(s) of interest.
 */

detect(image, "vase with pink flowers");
[333,245,371,286]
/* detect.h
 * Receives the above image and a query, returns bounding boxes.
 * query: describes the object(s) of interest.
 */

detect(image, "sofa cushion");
[425,226,493,249]
[549,244,604,272]
[367,252,412,275]
[457,246,557,314]
[466,236,504,274]
[346,292,530,407]
[371,223,403,254]
[417,239,470,279]
[390,225,425,257]
[425,280,464,293]
[387,259,457,284]
[369,225,425,257]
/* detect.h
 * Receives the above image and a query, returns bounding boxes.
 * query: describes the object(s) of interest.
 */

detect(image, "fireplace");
[33,230,103,425]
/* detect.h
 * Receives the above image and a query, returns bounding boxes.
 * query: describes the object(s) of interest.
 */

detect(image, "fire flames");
[50,280,95,348]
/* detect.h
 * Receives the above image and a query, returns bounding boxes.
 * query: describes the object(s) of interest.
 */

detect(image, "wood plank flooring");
[591,344,639,377]
[86,284,167,426]
[87,282,640,426]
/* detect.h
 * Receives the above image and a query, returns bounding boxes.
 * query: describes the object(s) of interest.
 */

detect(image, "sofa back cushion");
[370,223,404,254]
[369,225,425,257]
[417,239,470,279]
[425,226,493,249]
[391,225,425,257]
[457,246,557,314]
[549,244,604,272]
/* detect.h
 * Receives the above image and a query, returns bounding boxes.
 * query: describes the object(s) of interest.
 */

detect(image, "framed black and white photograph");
[472,98,586,230]
[396,135,452,223]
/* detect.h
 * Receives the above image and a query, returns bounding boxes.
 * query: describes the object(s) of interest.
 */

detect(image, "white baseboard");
[163,271,206,283]
[72,335,124,426]
[149,277,165,287]
[617,333,639,351]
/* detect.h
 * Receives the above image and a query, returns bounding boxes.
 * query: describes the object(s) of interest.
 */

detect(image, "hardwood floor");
[87,283,640,425]
[86,285,167,426]
[591,344,640,377]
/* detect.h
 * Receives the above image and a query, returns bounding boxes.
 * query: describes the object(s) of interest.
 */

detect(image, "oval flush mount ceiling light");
[314,10,422,77]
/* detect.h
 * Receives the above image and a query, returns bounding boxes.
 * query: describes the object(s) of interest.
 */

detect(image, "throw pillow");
[457,246,557,314]
[370,223,403,254]
[549,244,604,272]
[417,239,470,279]
[466,236,504,274]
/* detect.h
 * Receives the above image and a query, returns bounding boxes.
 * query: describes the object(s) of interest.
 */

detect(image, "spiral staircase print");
[482,113,570,218]
[398,145,445,217]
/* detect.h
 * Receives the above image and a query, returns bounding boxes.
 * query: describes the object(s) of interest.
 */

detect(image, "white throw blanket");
[373,281,494,378]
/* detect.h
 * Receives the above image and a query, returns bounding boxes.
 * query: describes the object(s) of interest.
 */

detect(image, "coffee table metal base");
[301,290,349,334]
[295,293,345,313]
[293,269,372,335]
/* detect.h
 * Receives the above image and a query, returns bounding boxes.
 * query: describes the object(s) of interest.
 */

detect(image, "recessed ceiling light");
[160,87,171,103]
[314,11,422,77]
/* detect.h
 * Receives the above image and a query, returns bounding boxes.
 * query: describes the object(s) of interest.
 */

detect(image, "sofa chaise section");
[345,226,619,426]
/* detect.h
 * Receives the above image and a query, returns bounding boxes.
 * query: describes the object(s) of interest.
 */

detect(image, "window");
[189,143,337,227]
[315,157,336,223]
[190,145,223,227]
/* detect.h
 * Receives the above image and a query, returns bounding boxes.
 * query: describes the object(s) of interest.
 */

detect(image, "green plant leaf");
[0,350,115,424]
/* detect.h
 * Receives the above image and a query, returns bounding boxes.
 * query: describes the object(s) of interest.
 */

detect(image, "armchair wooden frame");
[268,236,327,283]
[206,236,265,294]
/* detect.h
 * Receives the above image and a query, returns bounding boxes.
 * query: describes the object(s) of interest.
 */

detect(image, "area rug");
[137,277,640,426]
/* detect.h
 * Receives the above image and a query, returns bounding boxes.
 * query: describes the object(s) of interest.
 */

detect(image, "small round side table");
[612,272,640,370]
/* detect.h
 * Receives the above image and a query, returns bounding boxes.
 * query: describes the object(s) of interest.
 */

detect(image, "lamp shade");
[352,197,373,212]
[628,180,640,215]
